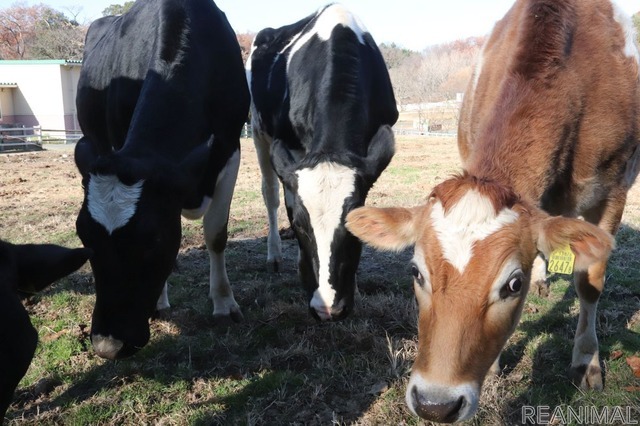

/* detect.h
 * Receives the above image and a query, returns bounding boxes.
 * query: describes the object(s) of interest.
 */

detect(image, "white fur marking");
[156,282,170,310]
[611,1,640,63]
[297,162,356,313]
[286,4,367,68]
[87,174,143,235]
[182,196,212,220]
[471,44,485,92]
[430,189,519,273]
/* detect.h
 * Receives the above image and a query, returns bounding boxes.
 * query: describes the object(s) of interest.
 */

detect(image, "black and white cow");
[246,4,398,321]
[74,0,250,359]
[0,240,90,418]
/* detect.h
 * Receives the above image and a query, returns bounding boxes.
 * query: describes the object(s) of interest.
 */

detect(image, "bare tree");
[387,36,483,109]
[0,4,41,59]
[379,42,419,69]
[236,31,255,64]
[0,3,86,60]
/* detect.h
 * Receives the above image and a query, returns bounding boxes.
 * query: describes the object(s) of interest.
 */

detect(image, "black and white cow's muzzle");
[91,329,149,360]
[295,223,362,322]
[290,162,363,321]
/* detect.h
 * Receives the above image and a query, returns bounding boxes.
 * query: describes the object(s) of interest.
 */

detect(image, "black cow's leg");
[0,293,38,419]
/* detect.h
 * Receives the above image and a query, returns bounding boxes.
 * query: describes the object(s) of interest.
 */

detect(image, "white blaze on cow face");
[430,189,519,273]
[87,174,144,235]
[296,162,356,317]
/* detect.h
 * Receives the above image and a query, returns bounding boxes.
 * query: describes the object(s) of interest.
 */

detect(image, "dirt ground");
[1,138,638,425]
[0,141,420,425]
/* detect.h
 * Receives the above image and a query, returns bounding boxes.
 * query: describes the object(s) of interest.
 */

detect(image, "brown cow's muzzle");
[406,374,480,423]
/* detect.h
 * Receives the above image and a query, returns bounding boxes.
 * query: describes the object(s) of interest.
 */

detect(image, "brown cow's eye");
[500,273,523,299]
[411,265,424,286]
[508,277,522,293]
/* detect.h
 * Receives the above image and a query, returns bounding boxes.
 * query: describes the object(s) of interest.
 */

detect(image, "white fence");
[0,126,82,152]
[241,123,456,139]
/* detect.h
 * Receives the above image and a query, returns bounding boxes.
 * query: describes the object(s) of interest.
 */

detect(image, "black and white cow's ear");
[363,125,395,182]
[13,243,91,295]
[74,136,100,177]
[178,141,212,185]
[270,138,297,183]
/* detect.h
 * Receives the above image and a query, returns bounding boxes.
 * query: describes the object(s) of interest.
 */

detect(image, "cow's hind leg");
[203,148,243,322]
[156,282,170,311]
[570,193,625,390]
[530,254,549,297]
[254,130,283,272]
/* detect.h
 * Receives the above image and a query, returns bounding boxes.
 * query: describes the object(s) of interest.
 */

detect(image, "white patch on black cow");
[87,174,144,235]
[286,4,367,67]
[296,162,356,316]
[182,196,212,220]
[245,41,257,91]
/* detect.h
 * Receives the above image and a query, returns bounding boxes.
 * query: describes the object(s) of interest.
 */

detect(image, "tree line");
[1,2,639,107]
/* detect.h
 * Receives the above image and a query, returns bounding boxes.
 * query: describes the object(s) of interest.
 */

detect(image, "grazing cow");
[74,0,250,359]
[246,4,398,321]
[347,0,639,422]
[0,240,90,418]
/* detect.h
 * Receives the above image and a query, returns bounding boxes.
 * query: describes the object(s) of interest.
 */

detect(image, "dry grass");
[0,136,638,425]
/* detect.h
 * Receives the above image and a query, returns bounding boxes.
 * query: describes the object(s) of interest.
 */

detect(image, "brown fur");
[459,0,640,211]
[347,0,638,421]
[431,173,520,214]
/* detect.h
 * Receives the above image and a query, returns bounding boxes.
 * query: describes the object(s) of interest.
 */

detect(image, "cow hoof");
[570,364,603,390]
[279,227,295,240]
[530,279,549,297]
[488,361,501,376]
[152,308,171,320]
[213,308,244,325]
[266,259,280,273]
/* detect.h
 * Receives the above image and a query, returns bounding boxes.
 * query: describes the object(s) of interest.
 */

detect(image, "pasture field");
[0,136,639,425]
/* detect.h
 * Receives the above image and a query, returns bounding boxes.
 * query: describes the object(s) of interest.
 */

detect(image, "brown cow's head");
[346,174,613,423]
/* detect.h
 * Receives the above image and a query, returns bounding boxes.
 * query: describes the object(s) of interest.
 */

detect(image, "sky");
[28,0,640,52]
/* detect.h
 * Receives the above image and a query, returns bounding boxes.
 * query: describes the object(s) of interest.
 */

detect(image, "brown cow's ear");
[346,206,420,252]
[535,214,615,272]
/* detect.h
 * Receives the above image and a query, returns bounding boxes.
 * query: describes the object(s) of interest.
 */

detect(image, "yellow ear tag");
[547,245,575,275]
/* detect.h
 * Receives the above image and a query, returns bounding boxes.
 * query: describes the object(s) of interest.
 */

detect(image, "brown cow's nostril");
[411,386,465,423]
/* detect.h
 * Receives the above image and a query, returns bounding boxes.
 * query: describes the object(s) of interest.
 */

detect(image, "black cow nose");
[411,386,465,423]
[330,299,350,321]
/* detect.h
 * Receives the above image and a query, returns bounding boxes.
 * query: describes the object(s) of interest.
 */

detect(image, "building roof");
[0,83,18,88]
[0,59,81,66]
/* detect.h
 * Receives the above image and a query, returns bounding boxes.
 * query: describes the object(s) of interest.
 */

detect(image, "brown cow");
[346,0,640,422]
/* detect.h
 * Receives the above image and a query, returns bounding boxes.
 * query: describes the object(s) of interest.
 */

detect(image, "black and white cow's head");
[271,126,395,321]
[0,240,90,418]
[74,139,210,359]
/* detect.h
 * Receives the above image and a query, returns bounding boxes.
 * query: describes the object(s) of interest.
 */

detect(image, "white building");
[0,60,82,135]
